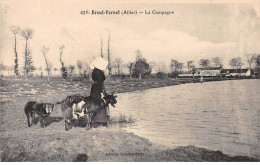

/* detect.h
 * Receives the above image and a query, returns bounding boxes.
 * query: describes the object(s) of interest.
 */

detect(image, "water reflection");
[110,79,260,158]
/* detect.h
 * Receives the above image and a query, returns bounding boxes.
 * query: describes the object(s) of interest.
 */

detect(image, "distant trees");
[59,45,67,80]
[68,65,75,81]
[112,58,123,75]
[187,61,193,71]
[256,55,260,69]
[53,68,58,75]
[229,57,244,68]
[170,59,183,78]
[21,28,35,78]
[10,26,20,78]
[41,46,50,81]
[246,54,256,69]
[199,59,210,68]
[211,57,223,67]
[107,31,112,76]
[126,62,133,79]
[170,59,179,73]
[76,60,83,77]
[98,32,104,58]
[156,62,167,73]
[132,49,152,79]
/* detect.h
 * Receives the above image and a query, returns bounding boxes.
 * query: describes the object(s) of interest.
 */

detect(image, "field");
[0,77,258,161]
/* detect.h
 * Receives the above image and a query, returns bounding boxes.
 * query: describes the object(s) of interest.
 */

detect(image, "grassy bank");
[0,77,258,162]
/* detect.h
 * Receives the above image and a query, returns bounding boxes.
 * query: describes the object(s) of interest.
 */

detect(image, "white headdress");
[89,57,108,70]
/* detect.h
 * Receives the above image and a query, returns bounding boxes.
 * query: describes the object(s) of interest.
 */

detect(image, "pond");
[111,79,260,158]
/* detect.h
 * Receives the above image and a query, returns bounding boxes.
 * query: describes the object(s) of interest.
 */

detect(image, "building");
[178,67,222,78]
[222,68,252,77]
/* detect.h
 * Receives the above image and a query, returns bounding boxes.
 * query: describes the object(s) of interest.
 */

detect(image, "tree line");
[9,26,260,80]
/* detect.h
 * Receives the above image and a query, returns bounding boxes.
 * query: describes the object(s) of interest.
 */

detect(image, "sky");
[0,0,260,72]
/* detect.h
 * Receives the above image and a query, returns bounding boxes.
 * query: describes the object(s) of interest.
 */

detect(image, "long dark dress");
[90,68,109,125]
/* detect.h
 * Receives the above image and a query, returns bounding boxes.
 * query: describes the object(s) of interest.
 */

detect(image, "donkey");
[57,93,117,131]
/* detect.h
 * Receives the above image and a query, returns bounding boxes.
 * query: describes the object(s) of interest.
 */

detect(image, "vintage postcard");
[0,0,259,162]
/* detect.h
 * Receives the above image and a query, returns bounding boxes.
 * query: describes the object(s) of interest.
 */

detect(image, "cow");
[24,101,55,128]
[57,93,117,131]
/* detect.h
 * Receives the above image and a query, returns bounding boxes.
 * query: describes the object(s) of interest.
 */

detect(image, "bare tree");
[190,64,197,79]
[170,59,179,73]
[38,66,43,78]
[10,26,20,78]
[68,65,75,81]
[211,57,223,67]
[112,58,123,75]
[246,54,256,69]
[177,63,184,73]
[126,62,133,79]
[187,60,193,71]
[76,60,83,81]
[77,60,83,76]
[41,46,50,81]
[229,57,244,69]
[98,32,103,58]
[21,28,34,79]
[256,55,260,69]
[199,59,210,68]
[59,45,67,80]
[107,30,112,76]
[53,68,58,75]
[157,62,167,73]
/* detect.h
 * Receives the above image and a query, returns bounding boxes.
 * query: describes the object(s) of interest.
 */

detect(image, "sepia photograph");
[0,0,259,162]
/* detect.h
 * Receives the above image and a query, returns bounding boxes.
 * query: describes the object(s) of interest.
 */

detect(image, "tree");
[98,32,103,58]
[256,55,260,69]
[177,62,184,73]
[21,28,34,78]
[76,60,83,81]
[59,45,67,80]
[107,30,112,76]
[246,54,256,69]
[148,62,156,72]
[170,59,179,73]
[126,62,133,79]
[255,55,260,78]
[187,61,193,71]
[211,57,223,67]
[112,58,123,75]
[76,60,83,76]
[68,65,75,81]
[199,59,210,68]
[53,68,58,75]
[170,59,183,77]
[41,46,50,81]
[38,66,43,78]
[132,50,151,79]
[157,62,167,73]
[10,26,20,78]
[190,64,197,79]
[229,57,244,68]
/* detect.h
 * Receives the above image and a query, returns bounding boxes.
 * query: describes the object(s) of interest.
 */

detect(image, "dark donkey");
[57,93,117,131]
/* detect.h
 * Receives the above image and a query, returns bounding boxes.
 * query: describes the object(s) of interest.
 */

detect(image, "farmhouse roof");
[198,67,222,70]
[222,68,249,73]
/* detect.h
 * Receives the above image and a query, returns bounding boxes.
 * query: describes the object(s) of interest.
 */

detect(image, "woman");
[89,57,109,126]
[90,67,106,101]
